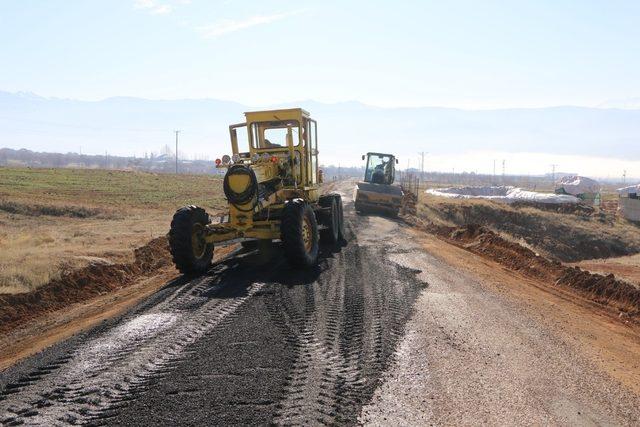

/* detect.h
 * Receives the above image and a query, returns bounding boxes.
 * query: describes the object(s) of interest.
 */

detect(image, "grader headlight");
[223,164,258,206]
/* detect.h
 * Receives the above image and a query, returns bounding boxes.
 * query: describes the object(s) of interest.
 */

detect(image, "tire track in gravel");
[269,212,428,425]
[0,264,264,426]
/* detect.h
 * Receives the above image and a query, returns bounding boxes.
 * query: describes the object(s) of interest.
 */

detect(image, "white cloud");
[151,4,172,14]
[134,0,173,15]
[197,11,301,38]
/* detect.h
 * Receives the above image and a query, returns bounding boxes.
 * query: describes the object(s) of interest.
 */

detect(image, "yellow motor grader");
[169,108,345,274]
[354,152,403,216]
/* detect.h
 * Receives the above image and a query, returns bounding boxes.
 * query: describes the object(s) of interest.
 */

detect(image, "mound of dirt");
[510,201,595,216]
[0,237,171,334]
[557,267,640,315]
[401,191,418,216]
[420,197,640,262]
[406,216,640,320]
[451,224,560,282]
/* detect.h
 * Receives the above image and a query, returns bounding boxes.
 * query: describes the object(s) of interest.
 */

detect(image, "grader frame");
[169,108,345,273]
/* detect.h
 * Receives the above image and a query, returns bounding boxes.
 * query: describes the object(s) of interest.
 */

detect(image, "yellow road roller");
[354,152,404,217]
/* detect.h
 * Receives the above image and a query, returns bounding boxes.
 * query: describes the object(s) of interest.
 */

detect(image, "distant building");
[618,185,640,221]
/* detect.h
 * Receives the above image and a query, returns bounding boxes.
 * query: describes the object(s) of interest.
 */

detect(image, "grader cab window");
[250,120,300,150]
[231,124,249,155]
[307,119,318,184]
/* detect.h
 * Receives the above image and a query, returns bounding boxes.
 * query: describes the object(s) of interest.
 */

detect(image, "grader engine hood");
[223,165,258,206]
[223,161,282,209]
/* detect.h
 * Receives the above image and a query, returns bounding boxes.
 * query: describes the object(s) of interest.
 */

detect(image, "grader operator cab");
[354,152,404,216]
[169,108,345,274]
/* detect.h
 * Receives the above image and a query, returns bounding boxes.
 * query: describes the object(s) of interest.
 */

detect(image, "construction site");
[3,1,640,425]
[0,105,639,425]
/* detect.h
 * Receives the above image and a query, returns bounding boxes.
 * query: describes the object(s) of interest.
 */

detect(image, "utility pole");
[175,130,181,174]
[418,151,427,180]
[493,159,496,185]
[551,164,558,186]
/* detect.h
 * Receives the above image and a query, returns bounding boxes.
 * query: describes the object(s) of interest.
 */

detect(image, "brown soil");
[0,270,176,371]
[0,242,239,370]
[419,196,640,262]
[404,216,640,320]
[0,236,171,334]
[401,191,418,216]
[572,255,640,289]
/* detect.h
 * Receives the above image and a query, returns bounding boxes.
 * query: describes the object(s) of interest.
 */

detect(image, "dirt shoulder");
[405,215,640,321]
[361,228,640,425]
[0,236,176,369]
[0,240,238,370]
[0,268,176,371]
[0,236,172,335]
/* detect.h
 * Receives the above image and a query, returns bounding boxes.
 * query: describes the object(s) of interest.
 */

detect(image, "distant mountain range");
[1,91,639,167]
[598,98,640,109]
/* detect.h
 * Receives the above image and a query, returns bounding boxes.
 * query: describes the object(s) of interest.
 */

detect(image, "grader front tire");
[169,206,214,274]
[281,200,320,267]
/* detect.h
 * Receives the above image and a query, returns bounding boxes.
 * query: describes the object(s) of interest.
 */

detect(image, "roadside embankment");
[0,237,172,335]
[418,195,640,262]
[404,216,640,321]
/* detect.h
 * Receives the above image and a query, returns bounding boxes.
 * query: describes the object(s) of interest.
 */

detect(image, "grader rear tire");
[335,195,346,241]
[319,195,339,245]
[281,199,319,267]
[169,206,214,274]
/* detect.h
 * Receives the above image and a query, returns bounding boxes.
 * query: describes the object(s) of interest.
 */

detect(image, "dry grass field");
[0,168,226,293]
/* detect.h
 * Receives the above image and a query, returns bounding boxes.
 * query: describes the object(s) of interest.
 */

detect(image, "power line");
[550,164,558,186]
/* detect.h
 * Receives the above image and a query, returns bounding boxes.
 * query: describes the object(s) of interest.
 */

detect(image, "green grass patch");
[0,167,226,211]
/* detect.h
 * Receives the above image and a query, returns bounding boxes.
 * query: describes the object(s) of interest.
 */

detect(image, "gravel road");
[1,181,639,425]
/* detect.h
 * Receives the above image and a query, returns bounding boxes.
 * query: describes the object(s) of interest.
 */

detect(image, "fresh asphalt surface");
[0,185,428,425]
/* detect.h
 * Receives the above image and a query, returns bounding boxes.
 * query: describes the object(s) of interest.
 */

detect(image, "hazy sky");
[1,0,639,109]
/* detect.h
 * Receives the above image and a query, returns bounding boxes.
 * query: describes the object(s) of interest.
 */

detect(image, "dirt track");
[1,181,640,425]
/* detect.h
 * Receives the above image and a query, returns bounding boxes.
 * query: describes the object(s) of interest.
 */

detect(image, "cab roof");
[367,152,396,158]
[244,108,310,123]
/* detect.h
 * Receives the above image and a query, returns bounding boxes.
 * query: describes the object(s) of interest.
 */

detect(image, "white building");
[618,184,640,221]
